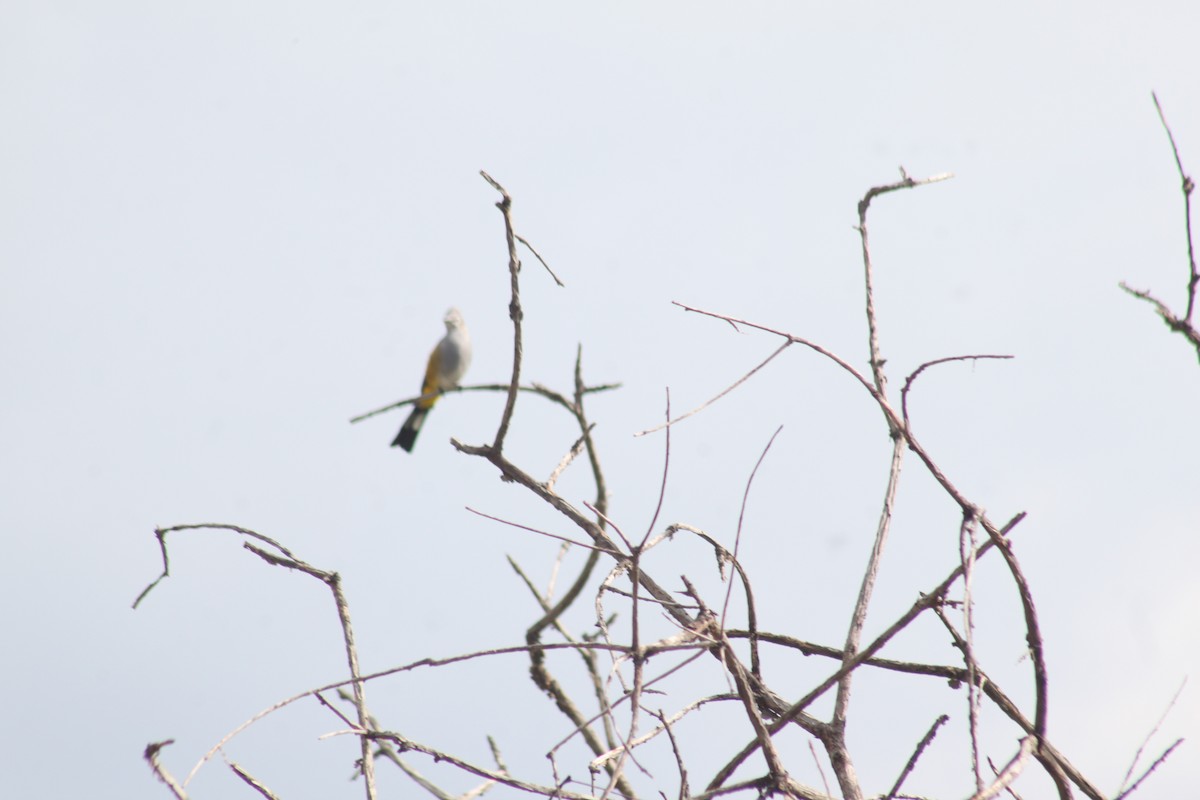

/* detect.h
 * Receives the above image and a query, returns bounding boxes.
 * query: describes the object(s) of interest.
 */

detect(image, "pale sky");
[2,2,1198,798]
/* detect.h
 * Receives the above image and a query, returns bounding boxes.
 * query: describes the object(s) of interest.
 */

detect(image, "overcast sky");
[2,2,1198,798]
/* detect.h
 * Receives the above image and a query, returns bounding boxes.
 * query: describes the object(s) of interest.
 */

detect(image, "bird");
[392,307,472,452]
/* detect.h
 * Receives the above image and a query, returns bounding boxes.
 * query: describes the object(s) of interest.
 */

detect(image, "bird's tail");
[392,407,428,452]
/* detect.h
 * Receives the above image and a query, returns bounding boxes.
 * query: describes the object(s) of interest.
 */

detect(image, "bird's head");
[444,307,466,332]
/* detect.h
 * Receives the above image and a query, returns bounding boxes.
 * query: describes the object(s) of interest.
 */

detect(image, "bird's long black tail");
[392,407,428,452]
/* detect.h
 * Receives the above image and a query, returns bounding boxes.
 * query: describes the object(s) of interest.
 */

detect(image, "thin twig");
[967,737,1035,800]
[132,523,297,608]
[1118,677,1188,794]
[720,427,782,630]
[640,389,672,547]
[590,694,738,772]
[807,740,831,799]
[884,714,949,800]
[315,690,359,730]
[546,425,594,492]
[672,304,883,420]
[516,233,564,287]
[653,709,689,800]
[634,342,791,436]
[900,354,1015,425]
[1113,738,1184,800]
[466,506,616,554]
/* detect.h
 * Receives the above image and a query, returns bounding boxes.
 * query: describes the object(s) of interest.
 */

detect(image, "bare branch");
[1113,738,1185,800]
[959,509,984,792]
[856,168,955,399]
[833,431,904,728]
[807,739,831,799]
[721,426,781,624]
[546,425,594,492]
[1118,677,1188,795]
[987,755,1027,800]
[509,555,621,752]
[372,731,458,800]
[900,354,1015,425]
[967,737,1036,800]
[652,709,689,800]
[672,304,881,407]
[980,521,1049,743]
[1119,282,1200,363]
[640,389,672,547]
[1151,92,1198,323]
[884,714,949,800]
[316,690,360,731]
[144,740,188,800]
[373,730,612,800]
[1120,94,1200,363]
[590,695,738,773]
[667,523,764,680]
[193,535,378,798]
[349,381,620,426]
[516,233,565,287]
[227,759,281,800]
[467,506,615,554]
[132,523,297,608]
[481,170,525,452]
[634,342,791,436]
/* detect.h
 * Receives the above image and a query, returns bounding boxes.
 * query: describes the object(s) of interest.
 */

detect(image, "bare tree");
[137,152,1187,799]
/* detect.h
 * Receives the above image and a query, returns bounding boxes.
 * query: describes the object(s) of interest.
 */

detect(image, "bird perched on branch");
[392,307,472,452]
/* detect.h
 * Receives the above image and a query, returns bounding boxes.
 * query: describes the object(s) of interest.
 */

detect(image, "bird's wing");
[417,345,443,409]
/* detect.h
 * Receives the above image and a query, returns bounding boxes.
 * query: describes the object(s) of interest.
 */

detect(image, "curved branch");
[481,171,524,452]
